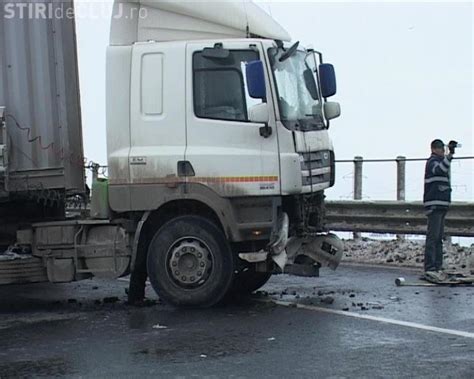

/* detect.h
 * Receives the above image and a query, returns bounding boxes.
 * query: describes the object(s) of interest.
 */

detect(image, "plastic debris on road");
[152,324,168,330]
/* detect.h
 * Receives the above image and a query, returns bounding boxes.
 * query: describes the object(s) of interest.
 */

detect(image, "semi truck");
[0,0,343,307]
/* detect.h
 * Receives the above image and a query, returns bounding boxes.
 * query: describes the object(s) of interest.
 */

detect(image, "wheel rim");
[166,237,213,288]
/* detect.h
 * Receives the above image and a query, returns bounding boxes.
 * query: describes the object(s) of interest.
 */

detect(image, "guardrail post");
[354,156,363,201]
[396,156,406,202]
[353,156,363,239]
[396,156,406,240]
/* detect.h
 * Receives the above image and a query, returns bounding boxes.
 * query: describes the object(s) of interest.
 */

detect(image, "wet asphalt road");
[0,264,473,378]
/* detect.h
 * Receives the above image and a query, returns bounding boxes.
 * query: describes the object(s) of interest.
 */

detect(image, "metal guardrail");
[325,201,474,237]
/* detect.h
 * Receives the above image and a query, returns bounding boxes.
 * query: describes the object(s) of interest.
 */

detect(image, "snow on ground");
[0,251,32,261]
[343,238,474,271]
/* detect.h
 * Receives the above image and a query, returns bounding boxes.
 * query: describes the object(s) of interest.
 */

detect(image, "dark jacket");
[423,153,452,209]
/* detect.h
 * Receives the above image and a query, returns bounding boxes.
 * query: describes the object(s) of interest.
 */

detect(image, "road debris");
[152,324,168,330]
[321,296,335,305]
[450,344,468,348]
[103,296,120,304]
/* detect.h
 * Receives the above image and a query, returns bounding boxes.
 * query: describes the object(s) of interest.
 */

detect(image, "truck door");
[185,41,280,198]
[128,42,186,209]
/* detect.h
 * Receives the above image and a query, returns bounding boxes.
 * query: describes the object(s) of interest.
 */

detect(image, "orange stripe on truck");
[109,176,279,186]
[189,176,278,183]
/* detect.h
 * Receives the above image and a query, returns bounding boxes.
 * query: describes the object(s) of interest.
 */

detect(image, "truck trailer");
[0,0,343,307]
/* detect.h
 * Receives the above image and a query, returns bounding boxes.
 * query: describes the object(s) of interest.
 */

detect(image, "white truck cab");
[108,37,339,221]
[104,1,344,306]
[104,0,344,306]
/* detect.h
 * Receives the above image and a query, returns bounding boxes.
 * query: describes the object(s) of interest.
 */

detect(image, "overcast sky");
[75,1,473,203]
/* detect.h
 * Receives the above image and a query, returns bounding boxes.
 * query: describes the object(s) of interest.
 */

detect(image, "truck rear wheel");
[147,216,234,307]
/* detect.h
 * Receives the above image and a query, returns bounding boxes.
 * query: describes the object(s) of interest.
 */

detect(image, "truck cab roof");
[110,0,291,46]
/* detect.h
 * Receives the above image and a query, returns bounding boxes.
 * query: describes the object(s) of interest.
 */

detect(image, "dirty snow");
[0,251,32,261]
[343,238,474,271]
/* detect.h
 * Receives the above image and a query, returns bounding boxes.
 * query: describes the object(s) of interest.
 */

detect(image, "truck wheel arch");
[131,198,232,272]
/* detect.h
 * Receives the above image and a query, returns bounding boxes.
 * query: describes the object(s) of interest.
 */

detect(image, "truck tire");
[147,215,234,307]
[231,266,272,294]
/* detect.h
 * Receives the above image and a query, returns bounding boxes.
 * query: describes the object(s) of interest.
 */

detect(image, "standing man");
[423,139,458,280]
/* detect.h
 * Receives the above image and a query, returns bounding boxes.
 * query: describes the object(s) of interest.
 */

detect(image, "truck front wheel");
[147,216,234,307]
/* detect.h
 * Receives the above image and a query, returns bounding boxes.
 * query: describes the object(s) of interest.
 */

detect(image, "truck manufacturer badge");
[260,183,275,190]
[130,156,147,165]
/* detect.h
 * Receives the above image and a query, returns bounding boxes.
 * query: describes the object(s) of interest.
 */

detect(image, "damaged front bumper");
[238,212,344,276]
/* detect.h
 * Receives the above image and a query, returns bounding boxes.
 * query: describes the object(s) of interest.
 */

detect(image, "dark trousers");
[128,234,149,303]
[424,209,447,272]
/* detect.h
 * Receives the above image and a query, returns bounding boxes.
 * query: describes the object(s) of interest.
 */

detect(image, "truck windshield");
[269,48,324,131]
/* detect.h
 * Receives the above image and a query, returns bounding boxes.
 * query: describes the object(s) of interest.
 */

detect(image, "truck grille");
[300,150,334,187]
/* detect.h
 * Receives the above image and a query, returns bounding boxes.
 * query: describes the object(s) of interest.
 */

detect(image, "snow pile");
[343,238,474,271]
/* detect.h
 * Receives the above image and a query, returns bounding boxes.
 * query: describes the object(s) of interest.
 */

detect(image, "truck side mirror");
[249,103,272,138]
[249,103,270,124]
[246,60,266,99]
[319,63,337,98]
[324,102,341,121]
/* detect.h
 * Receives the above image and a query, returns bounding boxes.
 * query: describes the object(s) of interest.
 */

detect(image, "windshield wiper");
[279,41,300,62]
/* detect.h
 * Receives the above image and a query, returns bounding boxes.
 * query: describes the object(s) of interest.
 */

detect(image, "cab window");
[193,49,261,122]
